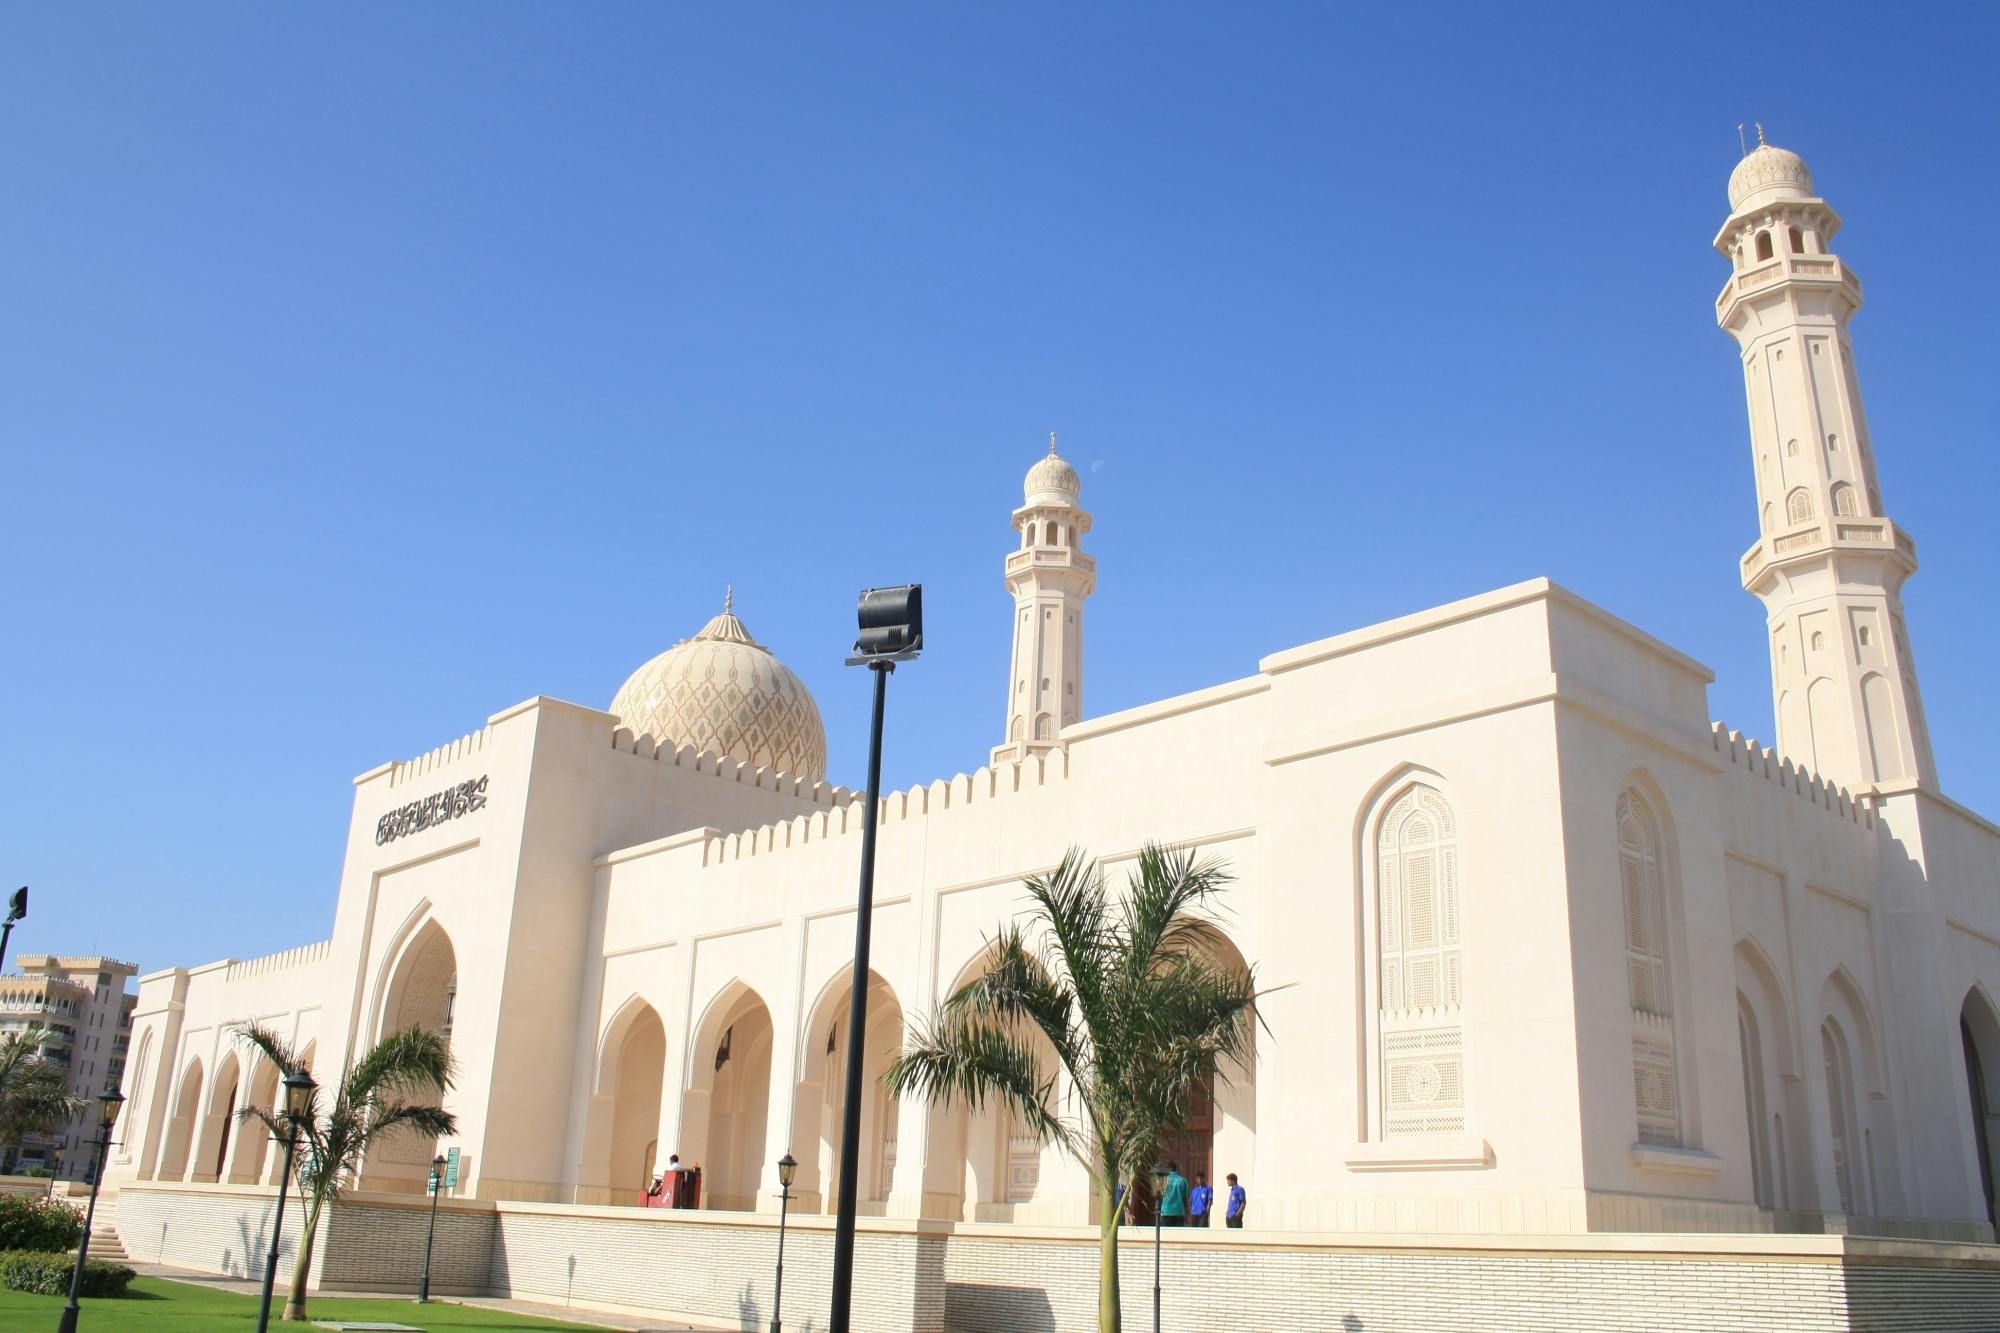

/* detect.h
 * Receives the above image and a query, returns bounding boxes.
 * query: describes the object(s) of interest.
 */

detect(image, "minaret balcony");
[1740,517,1916,587]
[1715,254,1861,323]
[1005,548,1097,577]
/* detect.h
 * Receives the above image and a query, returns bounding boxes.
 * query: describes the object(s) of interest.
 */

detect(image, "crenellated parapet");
[1709,721,1873,829]
[385,725,492,788]
[699,748,1071,867]
[222,939,333,983]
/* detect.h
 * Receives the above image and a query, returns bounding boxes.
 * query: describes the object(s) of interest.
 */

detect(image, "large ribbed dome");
[608,593,828,781]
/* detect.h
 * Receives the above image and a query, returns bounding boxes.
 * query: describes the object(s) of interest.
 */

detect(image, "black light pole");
[54,1088,122,1333]
[1149,1161,1170,1333]
[769,1152,797,1333]
[417,1154,446,1303]
[827,584,921,1333]
[1,886,26,974]
[256,1069,317,1333]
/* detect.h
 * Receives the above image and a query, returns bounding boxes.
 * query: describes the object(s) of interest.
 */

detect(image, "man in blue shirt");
[1159,1161,1189,1226]
[1190,1172,1213,1227]
[1225,1172,1246,1228]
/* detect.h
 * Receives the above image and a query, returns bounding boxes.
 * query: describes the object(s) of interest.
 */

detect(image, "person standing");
[1190,1172,1213,1228]
[1224,1172,1246,1228]
[1159,1161,1190,1227]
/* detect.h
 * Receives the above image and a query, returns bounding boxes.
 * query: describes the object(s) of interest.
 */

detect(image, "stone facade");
[99,141,2000,1330]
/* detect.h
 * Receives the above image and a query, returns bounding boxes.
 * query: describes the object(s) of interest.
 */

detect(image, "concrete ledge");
[1630,1143,1725,1175]
[1342,1137,1494,1172]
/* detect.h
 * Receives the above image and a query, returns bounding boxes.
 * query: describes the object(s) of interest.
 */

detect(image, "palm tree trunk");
[1098,1184,1123,1333]
[283,1193,325,1321]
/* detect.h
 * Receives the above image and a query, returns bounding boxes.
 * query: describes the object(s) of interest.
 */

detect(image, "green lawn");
[0,1275,614,1330]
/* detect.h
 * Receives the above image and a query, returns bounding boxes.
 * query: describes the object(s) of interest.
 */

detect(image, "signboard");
[428,1147,462,1196]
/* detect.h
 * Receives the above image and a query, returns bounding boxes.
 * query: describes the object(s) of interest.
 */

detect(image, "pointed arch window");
[1619,791,1680,1145]
[1375,783,1467,1138]
[1822,1020,1861,1214]
[1831,483,1858,517]
[1786,488,1814,525]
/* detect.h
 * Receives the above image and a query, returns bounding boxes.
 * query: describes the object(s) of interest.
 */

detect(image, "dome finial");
[725,583,734,615]
[1049,430,1059,458]
[1755,121,1766,147]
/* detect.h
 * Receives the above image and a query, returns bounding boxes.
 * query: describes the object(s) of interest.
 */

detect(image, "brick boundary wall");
[109,1184,2000,1332]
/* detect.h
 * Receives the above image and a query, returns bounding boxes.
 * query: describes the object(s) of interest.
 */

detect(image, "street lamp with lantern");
[0,886,26,974]
[417,1154,447,1304]
[769,1151,798,1333]
[255,1068,317,1333]
[828,585,921,1333]
[54,1086,122,1333]
[1149,1161,1171,1333]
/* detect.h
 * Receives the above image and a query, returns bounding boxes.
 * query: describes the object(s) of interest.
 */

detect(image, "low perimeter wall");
[110,1183,2000,1333]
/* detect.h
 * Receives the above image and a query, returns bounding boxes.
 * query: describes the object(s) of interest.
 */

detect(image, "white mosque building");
[102,142,2000,1333]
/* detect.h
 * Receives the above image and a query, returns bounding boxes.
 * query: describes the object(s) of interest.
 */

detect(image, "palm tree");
[230,1022,456,1322]
[885,845,1266,1333]
[0,1027,87,1171]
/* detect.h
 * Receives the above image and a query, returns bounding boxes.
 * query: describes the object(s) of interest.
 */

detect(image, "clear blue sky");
[3,3,1995,971]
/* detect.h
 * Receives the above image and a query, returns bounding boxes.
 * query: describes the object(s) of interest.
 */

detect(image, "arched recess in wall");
[788,966,905,1216]
[1960,987,2000,1226]
[1817,967,1895,1218]
[680,980,776,1212]
[227,1052,283,1184]
[1735,936,1811,1212]
[1358,768,1469,1143]
[1861,673,1901,783]
[1786,488,1814,525]
[923,943,1068,1224]
[264,1041,316,1185]
[1805,677,1844,775]
[1831,483,1859,517]
[1617,783,1682,1146]
[1153,919,1257,1223]
[157,1057,204,1181]
[120,1029,154,1172]
[578,995,667,1206]
[189,1051,240,1183]
[359,917,458,1194]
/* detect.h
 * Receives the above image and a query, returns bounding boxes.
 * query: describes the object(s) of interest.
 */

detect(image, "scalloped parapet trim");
[1709,721,1874,829]
[223,939,333,982]
[608,727,855,809]
[665,745,1073,869]
[387,726,491,788]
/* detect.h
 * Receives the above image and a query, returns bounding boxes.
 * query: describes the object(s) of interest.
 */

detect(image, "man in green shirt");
[1159,1161,1190,1226]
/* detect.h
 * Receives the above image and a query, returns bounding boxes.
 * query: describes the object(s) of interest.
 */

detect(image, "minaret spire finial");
[724,583,733,615]
[1048,430,1058,458]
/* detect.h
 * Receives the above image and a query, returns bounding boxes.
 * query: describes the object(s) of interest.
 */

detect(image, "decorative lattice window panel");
[1005,1119,1041,1202]
[1632,1015,1680,1146]
[1378,784,1468,1138]
[1382,1025,1467,1138]
[1619,791,1679,1144]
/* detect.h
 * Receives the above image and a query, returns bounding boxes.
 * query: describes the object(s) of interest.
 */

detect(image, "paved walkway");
[126,1261,733,1332]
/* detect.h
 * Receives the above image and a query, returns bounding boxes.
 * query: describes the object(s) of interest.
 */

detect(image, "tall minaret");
[992,435,1096,766]
[1717,132,1934,790]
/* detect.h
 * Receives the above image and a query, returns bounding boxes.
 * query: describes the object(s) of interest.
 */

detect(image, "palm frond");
[885,1015,1076,1160]
[345,1025,454,1105]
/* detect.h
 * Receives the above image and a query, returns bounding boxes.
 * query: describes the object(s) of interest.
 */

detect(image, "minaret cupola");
[993,435,1096,766]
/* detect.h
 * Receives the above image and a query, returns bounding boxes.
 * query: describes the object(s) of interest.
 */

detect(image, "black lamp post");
[828,584,921,1333]
[0,886,26,974]
[1149,1161,1170,1333]
[417,1154,446,1303]
[256,1069,316,1333]
[54,1087,121,1333]
[769,1152,797,1333]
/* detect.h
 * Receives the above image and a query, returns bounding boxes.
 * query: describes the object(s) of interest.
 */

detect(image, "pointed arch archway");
[189,1052,240,1182]
[157,1056,204,1181]
[1735,935,1811,1212]
[360,919,458,1193]
[227,1052,283,1184]
[1817,967,1895,1218]
[1960,986,2000,1226]
[680,982,776,1211]
[577,996,668,1206]
[788,967,905,1215]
